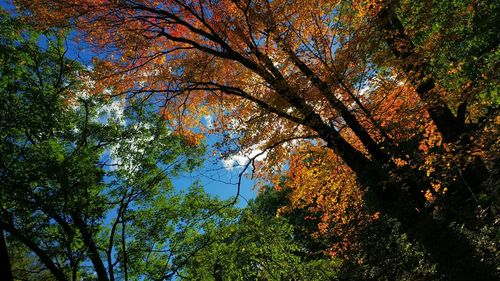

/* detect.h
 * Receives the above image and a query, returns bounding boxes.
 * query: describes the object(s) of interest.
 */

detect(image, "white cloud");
[222,147,268,170]
[203,114,214,129]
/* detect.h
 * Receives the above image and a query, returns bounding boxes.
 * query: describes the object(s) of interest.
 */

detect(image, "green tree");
[181,188,342,281]
[0,10,230,281]
[8,1,500,279]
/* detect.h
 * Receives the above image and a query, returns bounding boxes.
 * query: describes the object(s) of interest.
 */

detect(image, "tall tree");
[14,1,498,279]
[0,10,232,280]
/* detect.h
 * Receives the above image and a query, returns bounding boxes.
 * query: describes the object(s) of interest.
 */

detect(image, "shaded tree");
[13,1,499,279]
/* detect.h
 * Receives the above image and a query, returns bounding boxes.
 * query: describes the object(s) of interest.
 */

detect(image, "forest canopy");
[0,0,499,280]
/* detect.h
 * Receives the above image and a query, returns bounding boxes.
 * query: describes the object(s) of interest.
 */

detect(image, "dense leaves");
[181,191,342,280]
[0,11,230,280]
[2,0,499,280]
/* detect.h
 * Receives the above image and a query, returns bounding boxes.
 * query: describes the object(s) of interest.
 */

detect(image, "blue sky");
[171,132,257,207]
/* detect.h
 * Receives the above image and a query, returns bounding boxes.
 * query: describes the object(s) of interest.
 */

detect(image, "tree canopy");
[2,0,499,280]
[0,11,230,280]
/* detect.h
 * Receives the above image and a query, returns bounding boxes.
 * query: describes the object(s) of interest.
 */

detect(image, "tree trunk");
[357,168,496,280]
[327,133,496,280]
[71,212,110,281]
[0,220,68,281]
[0,229,13,281]
[376,5,462,143]
[376,3,491,219]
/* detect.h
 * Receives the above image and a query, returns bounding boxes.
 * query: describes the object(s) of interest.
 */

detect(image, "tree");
[0,10,232,280]
[14,0,498,279]
[181,187,342,281]
[5,239,57,281]
[251,186,444,281]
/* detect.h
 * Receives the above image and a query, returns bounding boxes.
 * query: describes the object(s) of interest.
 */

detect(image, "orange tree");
[15,0,498,279]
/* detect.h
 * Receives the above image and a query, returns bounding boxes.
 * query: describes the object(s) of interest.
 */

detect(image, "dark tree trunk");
[360,173,496,281]
[0,229,13,281]
[376,3,492,222]
[71,212,110,281]
[377,5,462,143]
[332,139,497,280]
[0,220,68,281]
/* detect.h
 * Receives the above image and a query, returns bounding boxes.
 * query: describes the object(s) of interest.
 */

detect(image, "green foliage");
[181,188,342,281]
[7,240,57,281]
[345,217,441,281]
[399,0,500,110]
[0,10,341,280]
[0,9,227,280]
[2,2,498,280]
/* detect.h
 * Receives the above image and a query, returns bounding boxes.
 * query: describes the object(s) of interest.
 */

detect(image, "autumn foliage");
[13,0,499,279]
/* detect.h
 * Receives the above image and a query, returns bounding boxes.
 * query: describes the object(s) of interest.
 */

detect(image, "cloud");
[203,114,214,129]
[222,148,268,170]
